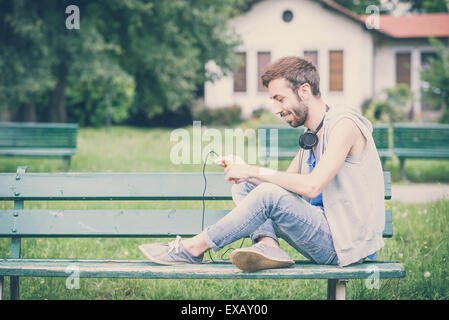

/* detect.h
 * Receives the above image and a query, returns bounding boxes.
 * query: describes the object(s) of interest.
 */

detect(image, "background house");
[204,0,449,119]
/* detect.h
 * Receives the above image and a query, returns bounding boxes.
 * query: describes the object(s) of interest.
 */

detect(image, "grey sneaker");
[138,236,204,265]
[230,242,295,272]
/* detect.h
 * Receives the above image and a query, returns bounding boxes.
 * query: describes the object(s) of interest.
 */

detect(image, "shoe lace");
[168,235,182,254]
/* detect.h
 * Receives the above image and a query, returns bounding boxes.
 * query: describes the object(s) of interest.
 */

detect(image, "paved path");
[392,183,449,203]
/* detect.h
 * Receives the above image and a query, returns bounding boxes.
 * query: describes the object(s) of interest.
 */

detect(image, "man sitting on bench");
[139,56,385,271]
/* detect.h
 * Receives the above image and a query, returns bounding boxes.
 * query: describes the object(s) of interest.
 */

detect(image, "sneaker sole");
[230,249,295,272]
[138,245,186,266]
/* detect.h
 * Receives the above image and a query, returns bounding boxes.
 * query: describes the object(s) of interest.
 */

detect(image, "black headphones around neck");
[298,105,329,150]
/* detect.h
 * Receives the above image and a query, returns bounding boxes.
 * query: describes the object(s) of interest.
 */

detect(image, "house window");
[257,52,271,92]
[396,52,411,87]
[304,50,318,67]
[329,50,343,92]
[233,52,247,93]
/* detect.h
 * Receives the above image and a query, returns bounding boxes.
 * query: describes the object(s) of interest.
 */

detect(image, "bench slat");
[0,122,79,129]
[0,209,228,237]
[393,149,449,158]
[0,148,76,157]
[383,210,392,238]
[0,209,394,238]
[259,125,393,160]
[393,124,449,157]
[0,259,405,280]
[0,172,392,200]
[384,171,391,200]
[0,122,78,149]
[0,173,233,200]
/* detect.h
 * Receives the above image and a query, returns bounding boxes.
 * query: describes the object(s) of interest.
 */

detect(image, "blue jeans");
[201,181,339,265]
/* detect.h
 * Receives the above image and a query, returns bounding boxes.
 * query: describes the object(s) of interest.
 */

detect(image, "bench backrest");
[259,125,391,159]
[372,125,390,150]
[0,168,392,239]
[258,126,304,159]
[0,122,78,149]
[393,123,449,151]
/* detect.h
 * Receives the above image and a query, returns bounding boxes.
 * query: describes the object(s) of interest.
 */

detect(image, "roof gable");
[239,0,449,39]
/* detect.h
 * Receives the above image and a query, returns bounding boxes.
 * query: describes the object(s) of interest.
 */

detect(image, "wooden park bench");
[0,166,404,300]
[393,123,449,180]
[0,122,78,171]
[258,125,392,168]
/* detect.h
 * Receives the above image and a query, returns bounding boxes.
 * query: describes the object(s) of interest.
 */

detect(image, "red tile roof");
[359,13,449,38]
[318,0,449,38]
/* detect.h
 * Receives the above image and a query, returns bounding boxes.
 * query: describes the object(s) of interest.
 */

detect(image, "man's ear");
[297,83,311,100]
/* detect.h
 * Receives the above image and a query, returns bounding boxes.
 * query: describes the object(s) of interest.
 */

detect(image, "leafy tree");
[332,0,387,15]
[66,63,135,127]
[400,0,449,13]
[0,0,243,126]
[230,0,264,16]
[420,38,449,123]
[333,0,448,14]
[90,0,244,125]
[0,0,127,123]
[0,0,53,121]
[364,84,414,123]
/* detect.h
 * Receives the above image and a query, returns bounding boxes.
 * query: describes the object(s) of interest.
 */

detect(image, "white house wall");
[205,0,374,118]
[373,38,436,116]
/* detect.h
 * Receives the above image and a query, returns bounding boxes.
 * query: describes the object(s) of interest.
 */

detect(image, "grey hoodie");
[299,105,385,267]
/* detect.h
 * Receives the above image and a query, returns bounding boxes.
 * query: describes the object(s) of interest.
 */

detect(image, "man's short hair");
[261,56,321,97]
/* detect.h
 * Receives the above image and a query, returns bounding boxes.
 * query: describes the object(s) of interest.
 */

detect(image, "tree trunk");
[49,63,68,123]
[0,110,12,122]
[19,100,37,122]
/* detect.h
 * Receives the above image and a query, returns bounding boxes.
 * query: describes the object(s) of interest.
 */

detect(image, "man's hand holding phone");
[214,154,245,168]
[214,155,252,184]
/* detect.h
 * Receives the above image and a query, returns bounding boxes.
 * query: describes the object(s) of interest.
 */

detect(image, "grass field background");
[0,125,448,300]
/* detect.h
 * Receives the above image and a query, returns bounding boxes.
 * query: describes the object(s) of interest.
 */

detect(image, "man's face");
[267,78,308,128]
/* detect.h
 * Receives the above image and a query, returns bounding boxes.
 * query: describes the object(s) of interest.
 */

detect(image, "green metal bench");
[393,123,449,180]
[0,122,78,171]
[258,125,392,168]
[0,167,404,300]
[258,125,304,163]
[372,124,393,169]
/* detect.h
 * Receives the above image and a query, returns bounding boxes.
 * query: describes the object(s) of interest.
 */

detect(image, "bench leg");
[381,158,386,170]
[10,277,19,300]
[63,156,71,172]
[0,276,3,300]
[10,237,21,300]
[399,158,406,181]
[327,279,348,300]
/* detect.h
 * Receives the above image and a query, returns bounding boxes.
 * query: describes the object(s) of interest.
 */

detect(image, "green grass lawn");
[0,125,448,300]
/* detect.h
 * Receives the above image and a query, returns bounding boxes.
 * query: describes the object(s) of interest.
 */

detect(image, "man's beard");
[288,106,307,127]
[284,92,308,128]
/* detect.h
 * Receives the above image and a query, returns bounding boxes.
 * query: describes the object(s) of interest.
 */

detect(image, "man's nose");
[272,102,283,115]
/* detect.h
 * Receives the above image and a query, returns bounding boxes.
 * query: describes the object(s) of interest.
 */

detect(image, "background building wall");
[205,0,374,118]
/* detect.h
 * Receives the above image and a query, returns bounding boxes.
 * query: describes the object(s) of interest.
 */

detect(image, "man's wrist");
[247,165,259,179]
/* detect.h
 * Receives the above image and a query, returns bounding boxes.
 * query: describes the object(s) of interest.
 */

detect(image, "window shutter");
[304,50,318,67]
[257,52,271,92]
[233,52,247,92]
[396,53,411,87]
[329,51,343,92]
